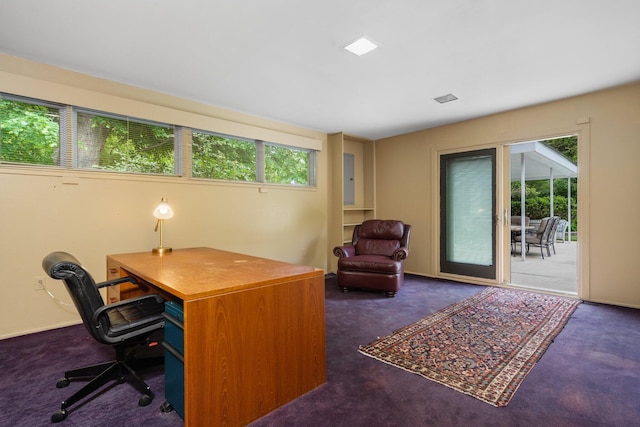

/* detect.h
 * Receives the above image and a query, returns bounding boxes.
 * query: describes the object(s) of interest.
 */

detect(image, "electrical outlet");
[34,276,45,290]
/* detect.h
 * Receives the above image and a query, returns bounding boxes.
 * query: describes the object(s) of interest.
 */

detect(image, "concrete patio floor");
[509,240,578,295]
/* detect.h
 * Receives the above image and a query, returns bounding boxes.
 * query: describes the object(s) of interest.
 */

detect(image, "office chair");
[42,251,165,423]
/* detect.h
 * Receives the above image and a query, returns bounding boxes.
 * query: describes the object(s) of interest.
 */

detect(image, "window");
[265,142,314,185]
[192,131,256,181]
[75,109,177,174]
[1,93,317,187]
[0,95,63,166]
[192,130,316,186]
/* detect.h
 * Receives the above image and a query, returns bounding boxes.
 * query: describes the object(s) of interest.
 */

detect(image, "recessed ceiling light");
[344,37,379,56]
[434,94,458,104]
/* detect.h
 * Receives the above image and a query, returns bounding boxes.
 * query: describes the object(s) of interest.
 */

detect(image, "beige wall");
[0,54,328,338]
[376,81,640,309]
[2,53,639,339]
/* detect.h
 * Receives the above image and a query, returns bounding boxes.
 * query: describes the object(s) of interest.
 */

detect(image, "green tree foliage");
[0,99,60,165]
[2,96,314,185]
[265,144,309,185]
[192,133,310,184]
[192,133,256,180]
[546,136,577,163]
[85,114,175,174]
[511,136,578,233]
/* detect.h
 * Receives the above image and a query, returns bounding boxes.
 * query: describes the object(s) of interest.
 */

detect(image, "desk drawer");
[165,300,184,322]
[162,342,185,420]
[163,302,184,354]
[163,301,185,420]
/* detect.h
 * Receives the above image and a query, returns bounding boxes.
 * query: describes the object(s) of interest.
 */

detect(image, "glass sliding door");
[440,148,496,279]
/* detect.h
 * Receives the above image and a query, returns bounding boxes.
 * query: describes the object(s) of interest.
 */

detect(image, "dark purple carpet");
[2,274,639,426]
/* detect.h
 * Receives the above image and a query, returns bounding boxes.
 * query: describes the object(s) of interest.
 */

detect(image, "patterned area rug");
[359,287,580,406]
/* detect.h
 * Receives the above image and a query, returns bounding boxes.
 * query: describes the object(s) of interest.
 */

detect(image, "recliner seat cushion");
[338,255,403,274]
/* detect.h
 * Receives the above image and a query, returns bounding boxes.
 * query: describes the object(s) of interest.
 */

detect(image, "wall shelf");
[328,132,376,271]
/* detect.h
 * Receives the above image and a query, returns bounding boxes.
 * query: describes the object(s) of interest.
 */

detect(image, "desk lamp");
[152,197,174,254]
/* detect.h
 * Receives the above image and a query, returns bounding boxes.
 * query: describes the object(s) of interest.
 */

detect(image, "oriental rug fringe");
[358,287,580,406]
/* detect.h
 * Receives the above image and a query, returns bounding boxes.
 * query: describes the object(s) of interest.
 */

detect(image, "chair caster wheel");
[139,394,153,407]
[56,378,70,388]
[160,400,175,413]
[51,409,67,423]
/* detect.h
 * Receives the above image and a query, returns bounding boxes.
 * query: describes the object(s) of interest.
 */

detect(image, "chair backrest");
[353,220,410,256]
[42,251,107,343]
[556,219,568,238]
[536,216,556,244]
[545,216,560,243]
[536,217,550,238]
[511,216,530,226]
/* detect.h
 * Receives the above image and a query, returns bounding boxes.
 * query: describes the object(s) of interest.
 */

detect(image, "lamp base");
[152,246,173,254]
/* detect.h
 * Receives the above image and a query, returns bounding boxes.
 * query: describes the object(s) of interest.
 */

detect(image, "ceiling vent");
[434,94,458,104]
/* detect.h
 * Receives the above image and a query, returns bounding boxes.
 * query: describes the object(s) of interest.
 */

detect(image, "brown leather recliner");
[333,219,411,297]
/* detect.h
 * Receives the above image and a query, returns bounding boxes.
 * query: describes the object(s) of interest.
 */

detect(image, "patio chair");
[514,216,557,259]
[510,216,531,254]
[556,219,568,243]
[511,216,530,227]
[547,216,561,254]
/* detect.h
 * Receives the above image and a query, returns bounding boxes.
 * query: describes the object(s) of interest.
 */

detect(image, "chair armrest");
[92,293,165,326]
[333,245,356,258]
[392,247,409,261]
[96,276,138,289]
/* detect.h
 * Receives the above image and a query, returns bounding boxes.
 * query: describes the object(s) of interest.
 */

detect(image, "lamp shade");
[153,198,174,220]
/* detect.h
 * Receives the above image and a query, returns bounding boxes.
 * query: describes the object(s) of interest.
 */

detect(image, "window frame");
[1,92,318,188]
[72,107,181,176]
[0,93,68,168]
[262,140,316,186]
[191,129,317,187]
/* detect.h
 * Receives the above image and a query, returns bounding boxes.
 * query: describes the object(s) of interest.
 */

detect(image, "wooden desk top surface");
[107,247,322,300]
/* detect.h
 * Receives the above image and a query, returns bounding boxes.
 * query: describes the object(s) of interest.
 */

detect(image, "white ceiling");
[1,0,639,140]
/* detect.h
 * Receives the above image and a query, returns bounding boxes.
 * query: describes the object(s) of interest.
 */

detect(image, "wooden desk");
[106,247,326,426]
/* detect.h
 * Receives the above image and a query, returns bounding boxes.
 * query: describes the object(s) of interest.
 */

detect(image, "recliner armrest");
[333,245,356,258]
[96,276,138,289]
[391,247,409,261]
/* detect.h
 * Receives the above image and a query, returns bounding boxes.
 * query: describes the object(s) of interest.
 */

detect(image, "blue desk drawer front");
[163,342,185,420]
[163,300,185,420]
[163,302,184,354]
[165,300,184,322]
